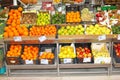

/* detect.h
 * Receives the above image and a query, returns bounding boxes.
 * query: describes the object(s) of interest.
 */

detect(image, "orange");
[3,32,8,38]
[18,7,23,12]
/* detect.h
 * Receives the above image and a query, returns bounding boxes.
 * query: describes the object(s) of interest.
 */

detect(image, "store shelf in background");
[59,63,111,69]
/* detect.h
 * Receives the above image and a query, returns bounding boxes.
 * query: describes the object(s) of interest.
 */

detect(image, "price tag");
[39,52,43,56]
[39,36,47,42]
[41,59,48,64]
[117,10,120,14]
[52,11,55,15]
[13,36,22,42]
[66,3,70,6]
[62,11,65,14]
[63,58,72,64]
[83,58,91,62]
[117,34,120,40]
[25,60,33,64]
[46,4,51,7]
[98,35,106,41]
[45,49,52,52]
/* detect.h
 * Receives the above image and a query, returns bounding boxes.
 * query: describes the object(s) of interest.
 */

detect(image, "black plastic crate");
[66,4,80,12]
[59,43,77,64]
[75,43,94,63]
[39,44,56,65]
[113,43,120,63]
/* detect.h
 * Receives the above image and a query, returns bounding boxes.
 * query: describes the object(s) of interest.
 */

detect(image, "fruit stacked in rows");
[6,45,22,57]
[21,46,39,60]
[111,25,120,34]
[4,25,29,38]
[51,12,65,24]
[3,7,28,38]
[37,12,50,25]
[29,25,57,36]
[58,46,76,58]
[7,7,22,26]
[39,52,54,59]
[58,25,84,35]
[76,47,92,58]
[85,24,111,35]
[114,43,120,57]
[66,11,81,23]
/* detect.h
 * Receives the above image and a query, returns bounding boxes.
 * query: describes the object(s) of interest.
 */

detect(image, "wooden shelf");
[59,63,111,69]
[4,36,57,44]
[7,64,57,69]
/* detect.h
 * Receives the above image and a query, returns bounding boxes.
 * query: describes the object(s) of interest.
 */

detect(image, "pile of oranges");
[7,7,22,26]
[4,25,29,38]
[29,25,57,36]
[21,45,39,60]
[6,45,22,57]
[39,52,54,59]
[66,11,81,23]
[3,7,28,38]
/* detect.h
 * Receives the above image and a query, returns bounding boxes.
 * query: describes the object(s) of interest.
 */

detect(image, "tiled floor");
[0,75,120,80]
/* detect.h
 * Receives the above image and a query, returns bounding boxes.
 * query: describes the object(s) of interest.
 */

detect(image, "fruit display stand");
[2,1,120,77]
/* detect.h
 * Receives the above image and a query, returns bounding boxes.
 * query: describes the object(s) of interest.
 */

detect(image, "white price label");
[98,35,106,41]
[45,49,52,52]
[39,36,47,42]
[117,34,120,40]
[46,4,51,7]
[64,58,72,64]
[13,36,22,42]
[52,11,55,15]
[62,11,65,14]
[66,3,70,6]
[39,52,43,56]
[117,10,120,14]
[83,58,91,62]
[41,59,48,64]
[25,60,33,64]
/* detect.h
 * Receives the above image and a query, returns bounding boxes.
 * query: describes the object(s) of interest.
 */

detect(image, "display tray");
[39,44,56,65]
[6,57,21,65]
[113,58,120,67]
[21,12,37,25]
[75,43,94,63]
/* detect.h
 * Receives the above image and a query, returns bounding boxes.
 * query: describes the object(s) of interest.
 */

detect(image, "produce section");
[0,0,120,77]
